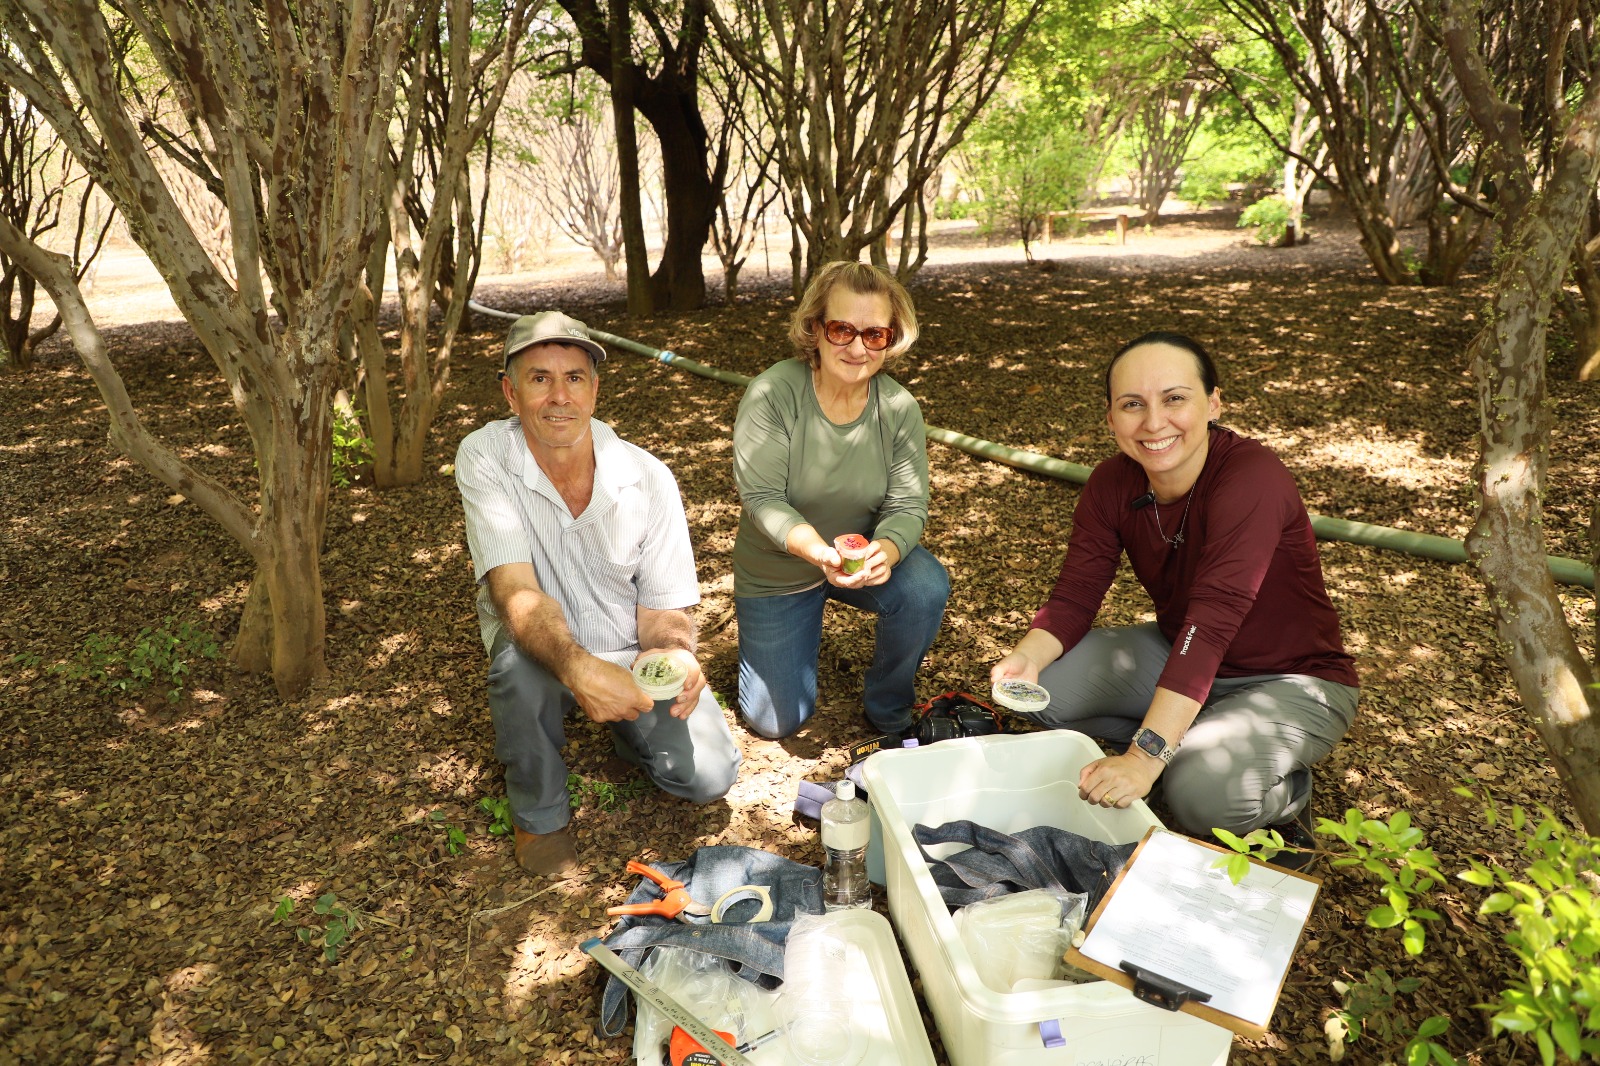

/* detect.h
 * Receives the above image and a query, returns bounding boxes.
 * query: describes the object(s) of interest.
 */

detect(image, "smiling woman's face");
[814,289,893,393]
[1105,341,1221,496]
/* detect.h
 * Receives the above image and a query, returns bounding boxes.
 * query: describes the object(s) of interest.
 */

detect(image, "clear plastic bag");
[954,889,1096,993]
[631,947,756,1064]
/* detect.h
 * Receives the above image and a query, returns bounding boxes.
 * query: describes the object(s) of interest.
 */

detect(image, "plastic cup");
[991,678,1050,715]
[632,653,687,701]
[780,999,860,1066]
[833,534,870,575]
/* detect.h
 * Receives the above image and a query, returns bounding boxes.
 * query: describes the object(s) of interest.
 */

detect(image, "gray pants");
[1035,624,1358,837]
[487,633,742,835]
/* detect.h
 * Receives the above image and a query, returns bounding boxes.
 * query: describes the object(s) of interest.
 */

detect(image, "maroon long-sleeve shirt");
[1032,426,1359,702]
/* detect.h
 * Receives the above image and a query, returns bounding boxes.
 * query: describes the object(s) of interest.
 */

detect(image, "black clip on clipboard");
[1119,961,1214,1013]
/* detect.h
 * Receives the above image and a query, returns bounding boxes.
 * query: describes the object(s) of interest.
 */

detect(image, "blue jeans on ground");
[486,633,742,835]
[1033,623,1359,837]
[735,545,950,739]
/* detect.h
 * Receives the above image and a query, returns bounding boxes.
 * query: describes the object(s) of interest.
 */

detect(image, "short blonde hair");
[788,261,919,369]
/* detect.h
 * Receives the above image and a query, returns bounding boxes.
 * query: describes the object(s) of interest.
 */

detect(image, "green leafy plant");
[273,892,352,963]
[478,796,514,837]
[1222,799,1600,1065]
[1237,194,1293,245]
[1457,794,1600,1065]
[331,403,373,488]
[1326,969,1454,1066]
[53,619,219,702]
[1219,810,1449,1063]
[1320,809,1447,956]
[566,773,649,812]
[427,809,469,855]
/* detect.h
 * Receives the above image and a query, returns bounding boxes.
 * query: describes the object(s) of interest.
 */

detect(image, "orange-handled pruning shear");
[605,860,713,923]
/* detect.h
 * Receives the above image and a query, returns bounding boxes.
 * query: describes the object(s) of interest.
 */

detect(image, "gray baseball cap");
[502,310,607,370]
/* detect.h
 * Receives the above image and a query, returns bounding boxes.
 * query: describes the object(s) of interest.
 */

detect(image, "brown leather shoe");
[513,826,580,880]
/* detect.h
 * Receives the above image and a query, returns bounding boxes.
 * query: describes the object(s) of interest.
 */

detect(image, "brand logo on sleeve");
[1178,624,1197,656]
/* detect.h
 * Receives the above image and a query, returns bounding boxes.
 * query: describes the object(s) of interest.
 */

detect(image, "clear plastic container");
[991,678,1050,715]
[632,652,686,701]
[822,780,871,911]
[781,920,862,1065]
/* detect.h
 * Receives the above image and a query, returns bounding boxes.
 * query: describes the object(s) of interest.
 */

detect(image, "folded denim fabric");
[913,820,1137,913]
[598,845,825,1036]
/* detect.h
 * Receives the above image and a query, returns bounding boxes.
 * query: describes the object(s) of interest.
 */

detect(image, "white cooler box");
[860,731,1235,1066]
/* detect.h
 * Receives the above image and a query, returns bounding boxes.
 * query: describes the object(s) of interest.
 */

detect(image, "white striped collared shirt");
[454,418,701,663]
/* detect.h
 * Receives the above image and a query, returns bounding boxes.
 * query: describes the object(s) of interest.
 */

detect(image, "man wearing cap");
[454,310,742,879]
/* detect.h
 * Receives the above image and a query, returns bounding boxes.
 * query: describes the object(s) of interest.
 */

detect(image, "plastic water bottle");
[821,779,871,911]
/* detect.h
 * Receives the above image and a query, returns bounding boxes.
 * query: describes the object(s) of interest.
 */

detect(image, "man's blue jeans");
[735,545,949,739]
[486,633,742,835]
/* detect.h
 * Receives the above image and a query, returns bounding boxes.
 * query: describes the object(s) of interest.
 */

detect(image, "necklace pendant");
[1171,532,1184,547]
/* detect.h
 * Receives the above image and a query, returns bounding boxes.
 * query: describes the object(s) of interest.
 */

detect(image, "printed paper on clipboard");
[1063,826,1321,1037]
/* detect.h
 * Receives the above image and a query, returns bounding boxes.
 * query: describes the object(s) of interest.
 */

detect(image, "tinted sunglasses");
[823,319,895,351]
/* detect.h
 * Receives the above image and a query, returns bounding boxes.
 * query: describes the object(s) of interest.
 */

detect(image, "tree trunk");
[257,362,336,697]
[233,568,273,673]
[0,211,334,698]
[1461,90,1600,834]
[609,0,654,317]
[1566,219,1600,381]
[644,99,714,311]
[1341,184,1412,283]
[0,266,35,369]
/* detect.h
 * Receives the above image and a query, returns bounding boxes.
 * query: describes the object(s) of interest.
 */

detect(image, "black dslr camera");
[850,692,1006,762]
[913,692,1005,746]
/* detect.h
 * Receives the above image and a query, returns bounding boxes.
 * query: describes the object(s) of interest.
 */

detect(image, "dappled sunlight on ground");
[5,213,1594,1065]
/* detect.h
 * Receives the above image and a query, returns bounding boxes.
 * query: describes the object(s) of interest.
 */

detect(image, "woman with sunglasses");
[730,261,950,740]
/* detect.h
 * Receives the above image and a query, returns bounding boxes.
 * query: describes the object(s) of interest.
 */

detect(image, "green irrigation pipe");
[469,301,1596,590]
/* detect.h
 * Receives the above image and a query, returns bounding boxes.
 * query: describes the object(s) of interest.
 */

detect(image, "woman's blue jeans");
[735,545,949,739]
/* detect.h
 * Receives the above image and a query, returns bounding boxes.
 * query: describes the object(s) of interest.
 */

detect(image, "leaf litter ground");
[2,212,1596,1065]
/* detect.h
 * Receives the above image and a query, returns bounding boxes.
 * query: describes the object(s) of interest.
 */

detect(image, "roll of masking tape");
[710,885,774,924]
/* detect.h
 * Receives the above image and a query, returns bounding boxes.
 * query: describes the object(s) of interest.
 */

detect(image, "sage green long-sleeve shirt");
[731,358,931,597]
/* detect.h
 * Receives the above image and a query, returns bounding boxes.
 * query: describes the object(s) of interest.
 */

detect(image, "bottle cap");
[835,779,855,802]
[902,738,919,748]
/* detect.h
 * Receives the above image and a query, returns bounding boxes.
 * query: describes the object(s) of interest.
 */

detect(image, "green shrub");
[1178,170,1230,208]
[1459,797,1600,1065]
[331,403,373,488]
[1238,194,1293,245]
[1219,799,1600,1065]
[54,618,219,703]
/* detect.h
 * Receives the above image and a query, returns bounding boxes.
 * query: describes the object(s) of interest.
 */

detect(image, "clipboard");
[1063,826,1322,1038]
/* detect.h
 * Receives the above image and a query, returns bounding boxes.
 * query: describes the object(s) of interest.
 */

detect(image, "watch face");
[1136,729,1166,757]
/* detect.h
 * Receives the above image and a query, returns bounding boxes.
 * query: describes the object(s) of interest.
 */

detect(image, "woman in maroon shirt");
[991,331,1358,868]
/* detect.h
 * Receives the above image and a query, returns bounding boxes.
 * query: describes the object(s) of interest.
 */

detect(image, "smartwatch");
[1130,727,1176,764]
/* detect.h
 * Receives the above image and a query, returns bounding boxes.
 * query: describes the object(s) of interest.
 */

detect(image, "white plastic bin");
[632,909,936,1065]
[861,732,1235,1066]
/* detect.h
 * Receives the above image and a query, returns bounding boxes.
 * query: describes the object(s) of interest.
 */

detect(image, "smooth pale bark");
[1130,80,1211,226]
[0,0,409,698]
[1444,2,1600,833]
